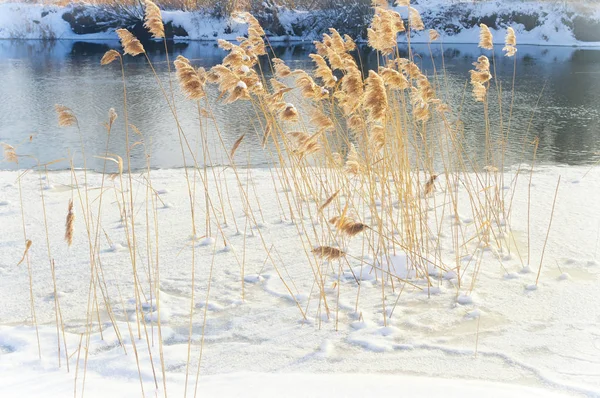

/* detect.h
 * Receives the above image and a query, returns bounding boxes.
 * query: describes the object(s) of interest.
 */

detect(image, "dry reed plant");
[10,3,546,396]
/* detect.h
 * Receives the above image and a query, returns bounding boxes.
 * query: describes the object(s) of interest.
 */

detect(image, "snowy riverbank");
[0,165,599,396]
[0,1,600,46]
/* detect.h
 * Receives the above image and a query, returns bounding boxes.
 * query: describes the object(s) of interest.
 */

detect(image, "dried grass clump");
[55,105,77,127]
[116,29,145,56]
[144,0,164,39]
[478,23,493,50]
[65,199,74,247]
[503,27,517,57]
[174,56,207,100]
[100,50,120,65]
[312,246,346,260]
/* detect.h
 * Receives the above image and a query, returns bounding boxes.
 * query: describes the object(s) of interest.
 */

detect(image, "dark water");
[0,39,599,171]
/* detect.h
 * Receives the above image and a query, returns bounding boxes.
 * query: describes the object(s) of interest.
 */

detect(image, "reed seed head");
[116,29,145,56]
[55,105,77,127]
[174,55,207,100]
[2,144,17,163]
[310,54,337,88]
[280,103,299,122]
[312,246,346,260]
[100,49,120,65]
[429,29,440,42]
[144,0,164,39]
[503,28,517,57]
[409,7,425,31]
[478,24,494,50]
[363,70,388,122]
[503,45,517,57]
[505,27,516,46]
[424,174,438,196]
[472,81,487,102]
[473,55,490,72]
[65,199,74,247]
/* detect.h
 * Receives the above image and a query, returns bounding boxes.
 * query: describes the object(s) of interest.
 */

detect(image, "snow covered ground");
[0,164,599,397]
[0,1,599,46]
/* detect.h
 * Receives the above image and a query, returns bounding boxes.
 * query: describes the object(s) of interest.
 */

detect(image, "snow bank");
[1,1,600,46]
[0,166,599,397]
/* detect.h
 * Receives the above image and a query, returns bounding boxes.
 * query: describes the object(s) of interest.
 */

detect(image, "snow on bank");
[1,1,600,46]
[0,348,573,398]
[0,165,599,396]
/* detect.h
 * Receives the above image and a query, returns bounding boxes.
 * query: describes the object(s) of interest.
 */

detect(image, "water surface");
[0,40,599,171]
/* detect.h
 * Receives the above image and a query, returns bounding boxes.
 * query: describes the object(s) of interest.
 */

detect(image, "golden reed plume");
[363,70,388,122]
[329,215,369,237]
[174,55,207,100]
[503,27,517,57]
[469,54,491,102]
[116,29,145,56]
[409,7,425,31]
[144,0,164,39]
[100,49,120,65]
[2,144,17,163]
[429,29,440,42]
[312,246,346,260]
[479,23,493,50]
[55,105,77,127]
